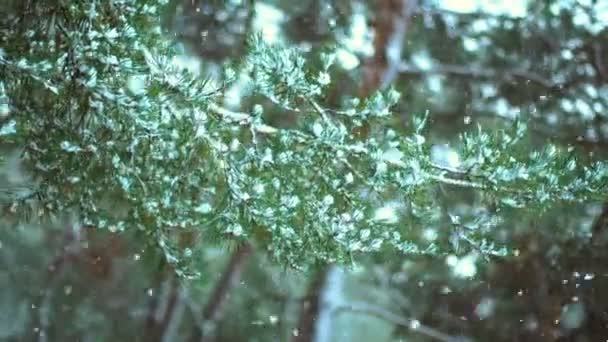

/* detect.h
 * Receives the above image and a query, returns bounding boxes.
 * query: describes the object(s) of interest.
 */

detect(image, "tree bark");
[143,260,179,342]
[189,242,253,342]
[361,0,418,97]
[592,203,608,246]
[293,265,344,342]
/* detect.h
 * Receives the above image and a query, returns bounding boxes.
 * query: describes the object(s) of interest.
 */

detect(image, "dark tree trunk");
[293,265,344,342]
[189,242,253,342]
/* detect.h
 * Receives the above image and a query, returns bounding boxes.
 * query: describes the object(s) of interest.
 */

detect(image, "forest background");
[1,0,608,341]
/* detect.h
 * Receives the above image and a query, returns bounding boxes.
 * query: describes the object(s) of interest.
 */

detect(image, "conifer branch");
[208,102,278,134]
[426,173,485,189]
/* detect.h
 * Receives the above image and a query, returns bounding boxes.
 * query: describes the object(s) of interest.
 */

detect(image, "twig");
[429,162,469,175]
[398,63,555,89]
[0,185,39,204]
[334,301,465,342]
[208,103,251,124]
[426,173,485,189]
[208,103,278,134]
[429,109,608,151]
[307,97,332,124]
[341,158,373,187]
[413,6,524,21]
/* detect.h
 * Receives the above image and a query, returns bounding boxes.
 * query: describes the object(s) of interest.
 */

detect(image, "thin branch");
[334,302,465,342]
[429,109,608,151]
[426,173,485,189]
[0,185,39,204]
[208,103,278,134]
[208,103,251,124]
[413,6,524,20]
[429,162,469,175]
[307,97,332,124]
[398,63,556,89]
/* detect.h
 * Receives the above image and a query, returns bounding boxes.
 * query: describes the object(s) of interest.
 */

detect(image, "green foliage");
[2,1,608,342]
[1,0,607,276]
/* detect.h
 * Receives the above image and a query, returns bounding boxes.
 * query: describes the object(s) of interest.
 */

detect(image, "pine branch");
[426,173,485,189]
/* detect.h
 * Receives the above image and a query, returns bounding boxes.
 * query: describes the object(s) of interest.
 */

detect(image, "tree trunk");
[293,265,344,342]
[189,242,253,342]
[143,261,179,342]
[361,0,418,96]
[592,203,608,246]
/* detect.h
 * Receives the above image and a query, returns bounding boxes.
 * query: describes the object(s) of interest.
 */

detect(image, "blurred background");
[1,0,608,341]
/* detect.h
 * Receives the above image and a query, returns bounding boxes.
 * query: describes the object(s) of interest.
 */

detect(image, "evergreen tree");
[1,0,607,340]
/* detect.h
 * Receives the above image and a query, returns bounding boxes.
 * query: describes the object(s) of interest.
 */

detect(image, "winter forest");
[1,0,608,341]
